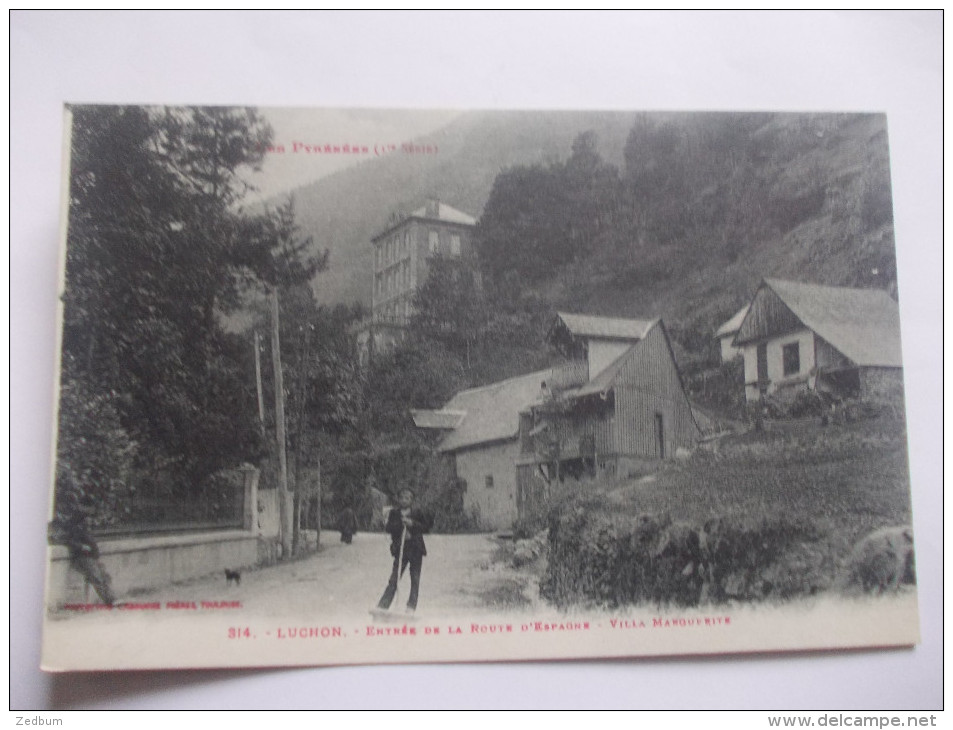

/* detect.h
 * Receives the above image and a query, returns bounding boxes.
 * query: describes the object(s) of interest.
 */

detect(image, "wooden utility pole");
[270,288,292,558]
[254,330,265,436]
[315,457,322,549]
[291,323,312,556]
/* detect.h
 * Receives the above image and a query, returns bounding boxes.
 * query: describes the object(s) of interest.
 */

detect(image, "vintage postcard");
[42,105,919,672]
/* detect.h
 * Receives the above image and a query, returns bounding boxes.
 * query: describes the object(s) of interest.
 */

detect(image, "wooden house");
[516,314,700,520]
[414,313,700,529]
[733,279,903,403]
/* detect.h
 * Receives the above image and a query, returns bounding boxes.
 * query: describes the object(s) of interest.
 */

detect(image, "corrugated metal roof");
[431,320,700,451]
[436,369,551,453]
[410,409,466,430]
[409,202,476,226]
[555,312,654,341]
[715,304,750,338]
[744,279,902,367]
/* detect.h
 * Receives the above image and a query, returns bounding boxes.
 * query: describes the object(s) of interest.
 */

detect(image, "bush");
[844,378,905,423]
[838,525,915,593]
[788,390,836,418]
[701,515,825,601]
[748,390,837,421]
[510,531,548,568]
[511,518,538,541]
[685,357,746,420]
[427,478,485,533]
[540,503,827,608]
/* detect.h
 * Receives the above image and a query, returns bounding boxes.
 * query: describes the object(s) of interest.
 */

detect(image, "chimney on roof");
[427,197,440,218]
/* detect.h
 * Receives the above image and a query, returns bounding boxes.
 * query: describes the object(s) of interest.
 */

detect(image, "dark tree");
[475,163,570,285]
[58,105,320,504]
[476,131,623,289]
[410,255,485,363]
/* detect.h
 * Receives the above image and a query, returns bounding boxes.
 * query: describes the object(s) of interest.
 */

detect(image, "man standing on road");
[376,487,433,614]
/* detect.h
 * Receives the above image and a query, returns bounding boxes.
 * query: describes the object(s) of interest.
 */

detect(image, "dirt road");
[42,531,551,671]
[49,531,541,623]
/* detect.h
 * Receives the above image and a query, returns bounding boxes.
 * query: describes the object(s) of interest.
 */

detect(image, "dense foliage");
[57,106,322,519]
[476,130,623,287]
[472,114,896,356]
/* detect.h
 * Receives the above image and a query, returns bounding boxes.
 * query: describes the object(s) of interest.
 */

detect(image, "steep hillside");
[282,111,895,375]
[282,110,640,305]
[537,113,896,356]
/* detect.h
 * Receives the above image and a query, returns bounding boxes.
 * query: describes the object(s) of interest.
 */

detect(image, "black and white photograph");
[12,10,940,711]
[42,105,921,671]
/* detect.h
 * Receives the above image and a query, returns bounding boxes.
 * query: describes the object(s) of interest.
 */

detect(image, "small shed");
[714,305,749,362]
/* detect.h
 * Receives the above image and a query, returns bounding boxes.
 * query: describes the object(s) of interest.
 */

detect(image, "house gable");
[561,320,700,459]
[614,322,691,401]
[610,322,702,444]
[734,284,805,346]
[549,311,654,381]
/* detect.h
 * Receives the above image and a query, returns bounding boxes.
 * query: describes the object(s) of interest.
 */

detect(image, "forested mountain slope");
[293,111,894,360]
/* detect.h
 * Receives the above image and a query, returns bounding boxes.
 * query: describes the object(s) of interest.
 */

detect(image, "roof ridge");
[764,277,893,296]
[557,310,655,321]
[452,367,553,397]
[410,201,476,221]
[555,311,657,340]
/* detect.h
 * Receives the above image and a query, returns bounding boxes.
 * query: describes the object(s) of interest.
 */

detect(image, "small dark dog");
[225,569,241,586]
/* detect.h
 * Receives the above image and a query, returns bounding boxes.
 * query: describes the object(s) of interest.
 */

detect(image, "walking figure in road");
[376,488,433,614]
[338,505,358,545]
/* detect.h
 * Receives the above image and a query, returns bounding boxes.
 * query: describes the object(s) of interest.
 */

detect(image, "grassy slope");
[582,416,911,566]
[533,415,913,607]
